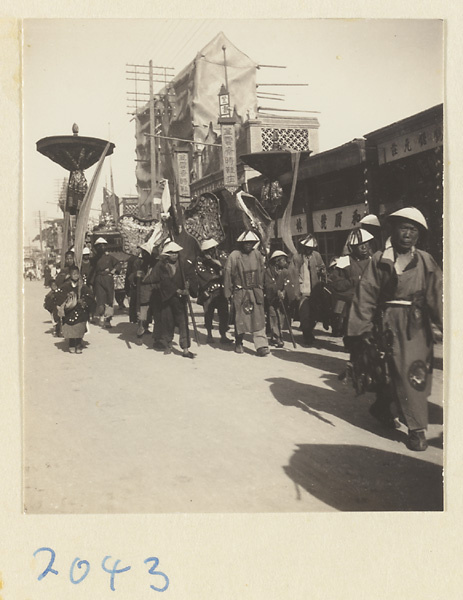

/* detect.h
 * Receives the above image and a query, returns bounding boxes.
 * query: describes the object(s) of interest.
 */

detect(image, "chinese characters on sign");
[378,124,443,165]
[219,93,231,118]
[221,123,238,192]
[176,152,190,198]
[275,214,308,238]
[312,203,366,233]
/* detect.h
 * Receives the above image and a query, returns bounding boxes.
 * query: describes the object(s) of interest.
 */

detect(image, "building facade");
[249,104,443,266]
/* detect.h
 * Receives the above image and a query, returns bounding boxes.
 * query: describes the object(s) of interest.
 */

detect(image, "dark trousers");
[267,304,284,342]
[128,289,138,323]
[94,274,114,317]
[159,296,190,349]
[204,295,229,336]
[299,296,316,341]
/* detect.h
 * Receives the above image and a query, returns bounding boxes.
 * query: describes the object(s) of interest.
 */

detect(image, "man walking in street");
[89,237,121,328]
[328,228,374,336]
[224,230,269,356]
[195,238,232,345]
[151,241,198,358]
[347,207,443,451]
[289,234,326,345]
[264,250,293,348]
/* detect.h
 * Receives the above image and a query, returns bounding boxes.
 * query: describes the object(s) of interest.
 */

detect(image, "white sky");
[23,18,444,243]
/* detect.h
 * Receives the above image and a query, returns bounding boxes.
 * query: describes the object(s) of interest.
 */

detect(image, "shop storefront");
[277,139,376,265]
[364,104,443,264]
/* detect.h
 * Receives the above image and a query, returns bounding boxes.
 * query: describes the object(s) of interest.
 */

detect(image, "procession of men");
[41,205,442,454]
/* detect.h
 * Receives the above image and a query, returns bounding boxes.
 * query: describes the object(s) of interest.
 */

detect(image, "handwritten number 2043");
[33,547,169,592]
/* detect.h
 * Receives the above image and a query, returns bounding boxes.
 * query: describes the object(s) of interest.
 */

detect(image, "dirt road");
[23,280,444,513]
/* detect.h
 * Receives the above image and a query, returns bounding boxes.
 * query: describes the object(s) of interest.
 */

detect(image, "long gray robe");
[348,246,443,430]
[224,249,266,335]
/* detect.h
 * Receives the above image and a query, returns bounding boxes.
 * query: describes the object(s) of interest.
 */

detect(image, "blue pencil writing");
[101,556,132,592]
[33,547,59,581]
[144,557,169,592]
[69,557,90,585]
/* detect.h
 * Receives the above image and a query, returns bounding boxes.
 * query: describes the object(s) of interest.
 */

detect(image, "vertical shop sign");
[221,123,238,192]
[176,151,190,199]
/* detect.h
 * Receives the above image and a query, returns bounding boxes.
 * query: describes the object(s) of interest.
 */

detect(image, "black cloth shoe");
[163,347,172,355]
[407,430,428,451]
[220,335,233,344]
[182,349,195,359]
[206,333,214,344]
[235,344,244,354]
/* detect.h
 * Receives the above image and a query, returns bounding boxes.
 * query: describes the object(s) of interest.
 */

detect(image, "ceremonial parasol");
[36,124,115,266]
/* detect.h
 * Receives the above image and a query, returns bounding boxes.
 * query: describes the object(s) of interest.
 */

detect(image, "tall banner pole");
[280,151,301,256]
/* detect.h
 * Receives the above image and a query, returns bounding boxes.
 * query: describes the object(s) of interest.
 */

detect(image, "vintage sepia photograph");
[23,18,444,514]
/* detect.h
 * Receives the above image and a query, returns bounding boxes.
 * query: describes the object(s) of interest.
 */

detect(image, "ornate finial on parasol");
[72,123,79,136]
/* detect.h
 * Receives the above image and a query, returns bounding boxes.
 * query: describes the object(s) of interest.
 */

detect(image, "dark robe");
[151,256,197,349]
[90,252,121,313]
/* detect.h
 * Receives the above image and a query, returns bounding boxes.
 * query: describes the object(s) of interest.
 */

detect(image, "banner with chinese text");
[221,123,238,191]
[312,203,366,233]
[176,152,191,198]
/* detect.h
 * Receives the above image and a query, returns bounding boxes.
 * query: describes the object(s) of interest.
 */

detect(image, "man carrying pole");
[150,241,198,358]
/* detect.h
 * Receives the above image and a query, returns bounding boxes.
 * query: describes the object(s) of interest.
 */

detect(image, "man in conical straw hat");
[90,237,121,328]
[263,250,293,348]
[347,207,442,451]
[328,228,374,337]
[150,240,198,358]
[224,230,270,356]
[195,238,232,345]
[288,233,326,345]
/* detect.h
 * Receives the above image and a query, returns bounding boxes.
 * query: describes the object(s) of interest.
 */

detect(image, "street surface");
[23,280,444,513]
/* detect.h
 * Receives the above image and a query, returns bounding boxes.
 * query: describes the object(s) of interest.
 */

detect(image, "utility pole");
[126,60,175,218]
[126,62,175,220]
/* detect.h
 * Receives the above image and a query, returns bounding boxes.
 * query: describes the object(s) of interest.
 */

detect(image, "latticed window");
[261,128,310,152]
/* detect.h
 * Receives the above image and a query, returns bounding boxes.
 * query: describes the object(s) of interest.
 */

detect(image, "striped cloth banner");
[74,143,111,270]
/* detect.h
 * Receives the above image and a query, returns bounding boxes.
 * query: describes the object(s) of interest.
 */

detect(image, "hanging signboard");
[376,124,443,165]
[221,123,239,192]
[274,214,308,238]
[176,151,191,198]
[312,202,366,233]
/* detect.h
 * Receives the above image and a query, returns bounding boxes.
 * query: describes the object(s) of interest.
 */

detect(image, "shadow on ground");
[266,375,412,444]
[272,348,346,375]
[283,443,443,511]
[104,318,237,352]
